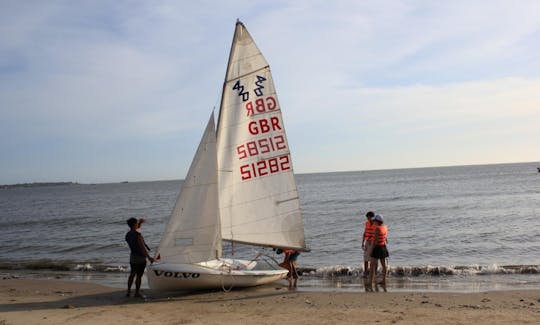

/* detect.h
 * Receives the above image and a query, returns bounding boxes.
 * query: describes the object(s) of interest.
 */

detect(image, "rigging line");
[260,253,282,267]
[229,179,235,258]
[246,251,263,267]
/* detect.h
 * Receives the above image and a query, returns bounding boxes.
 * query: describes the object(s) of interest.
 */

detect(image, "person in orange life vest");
[277,248,300,289]
[362,211,376,277]
[368,214,389,286]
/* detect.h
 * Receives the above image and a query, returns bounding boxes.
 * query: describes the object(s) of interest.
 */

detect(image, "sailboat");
[147,20,308,291]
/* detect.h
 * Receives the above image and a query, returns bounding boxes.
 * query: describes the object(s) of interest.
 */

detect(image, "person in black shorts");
[125,217,154,297]
[368,214,389,288]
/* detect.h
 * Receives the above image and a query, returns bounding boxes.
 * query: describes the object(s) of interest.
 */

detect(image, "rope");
[219,261,235,292]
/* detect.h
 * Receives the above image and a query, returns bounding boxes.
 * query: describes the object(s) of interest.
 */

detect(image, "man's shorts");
[130,262,147,277]
[130,254,147,277]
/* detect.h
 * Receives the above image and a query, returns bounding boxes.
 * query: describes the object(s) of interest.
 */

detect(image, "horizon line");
[2,160,538,187]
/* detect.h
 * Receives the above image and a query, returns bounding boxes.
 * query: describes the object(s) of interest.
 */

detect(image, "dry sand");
[1,278,539,324]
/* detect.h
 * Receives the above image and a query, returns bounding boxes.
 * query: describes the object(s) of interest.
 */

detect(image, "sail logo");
[254,75,266,96]
[153,270,201,279]
[233,80,249,101]
[233,75,267,101]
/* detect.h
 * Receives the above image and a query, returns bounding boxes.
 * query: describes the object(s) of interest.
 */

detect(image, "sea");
[1,162,539,293]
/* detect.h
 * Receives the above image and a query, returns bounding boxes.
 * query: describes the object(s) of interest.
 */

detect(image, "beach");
[1,278,539,324]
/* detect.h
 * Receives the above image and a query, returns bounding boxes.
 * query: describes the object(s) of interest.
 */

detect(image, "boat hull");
[147,259,289,291]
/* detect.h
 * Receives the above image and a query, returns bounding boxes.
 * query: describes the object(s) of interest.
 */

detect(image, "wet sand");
[1,278,539,324]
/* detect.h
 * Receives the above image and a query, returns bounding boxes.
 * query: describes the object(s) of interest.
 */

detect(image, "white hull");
[147,259,288,291]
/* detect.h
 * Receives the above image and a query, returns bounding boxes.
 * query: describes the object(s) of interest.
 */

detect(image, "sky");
[1,0,540,184]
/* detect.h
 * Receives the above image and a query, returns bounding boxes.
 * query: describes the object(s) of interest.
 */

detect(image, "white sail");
[217,22,307,251]
[155,114,222,264]
[148,21,307,291]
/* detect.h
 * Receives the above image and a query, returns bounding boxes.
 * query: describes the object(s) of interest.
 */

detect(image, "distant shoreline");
[0,182,79,189]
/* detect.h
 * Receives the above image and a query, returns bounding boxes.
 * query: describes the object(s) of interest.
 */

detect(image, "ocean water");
[1,162,539,292]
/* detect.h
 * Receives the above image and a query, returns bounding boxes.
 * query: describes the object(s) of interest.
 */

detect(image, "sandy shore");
[1,278,539,324]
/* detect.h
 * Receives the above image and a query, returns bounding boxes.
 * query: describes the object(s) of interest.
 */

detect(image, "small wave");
[104,265,129,272]
[73,264,95,271]
[1,260,538,277]
[0,259,126,273]
[299,264,540,277]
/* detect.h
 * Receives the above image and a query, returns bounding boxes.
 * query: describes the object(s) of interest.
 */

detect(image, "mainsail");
[156,114,222,264]
[216,22,307,251]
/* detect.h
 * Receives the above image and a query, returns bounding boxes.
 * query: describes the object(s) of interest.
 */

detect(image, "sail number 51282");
[240,154,291,181]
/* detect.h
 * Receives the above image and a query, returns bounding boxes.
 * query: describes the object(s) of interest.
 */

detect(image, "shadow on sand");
[0,285,297,313]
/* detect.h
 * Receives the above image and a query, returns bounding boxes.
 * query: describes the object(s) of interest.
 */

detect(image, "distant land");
[0,181,135,189]
[0,182,79,189]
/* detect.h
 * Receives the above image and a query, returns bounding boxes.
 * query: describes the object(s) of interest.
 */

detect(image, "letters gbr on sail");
[231,77,291,181]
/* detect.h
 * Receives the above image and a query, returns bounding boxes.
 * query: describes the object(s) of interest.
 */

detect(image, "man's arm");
[138,235,154,263]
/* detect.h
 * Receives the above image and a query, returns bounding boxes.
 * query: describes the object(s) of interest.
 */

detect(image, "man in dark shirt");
[125,217,154,297]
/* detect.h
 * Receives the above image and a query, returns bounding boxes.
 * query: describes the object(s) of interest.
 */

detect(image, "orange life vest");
[374,224,387,246]
[363,220,375,241]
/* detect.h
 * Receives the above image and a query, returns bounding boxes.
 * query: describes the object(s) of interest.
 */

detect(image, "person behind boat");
[362,211,376,277]
[125,217,154,298]
[368,214,389,287]
[277,248,300,289]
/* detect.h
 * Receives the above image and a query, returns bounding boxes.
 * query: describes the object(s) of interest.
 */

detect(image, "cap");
[372,214,384,223]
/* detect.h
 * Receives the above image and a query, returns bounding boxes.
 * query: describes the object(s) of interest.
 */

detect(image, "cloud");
[1,1,540,183]
[289,77,540,172]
